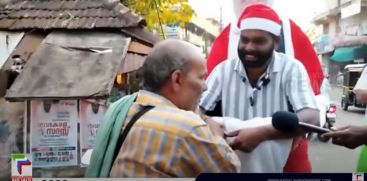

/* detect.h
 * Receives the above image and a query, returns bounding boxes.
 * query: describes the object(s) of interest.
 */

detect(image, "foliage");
[122,0,195,35]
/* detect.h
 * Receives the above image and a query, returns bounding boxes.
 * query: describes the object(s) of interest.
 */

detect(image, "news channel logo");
[11,153,32,181]
[353,173,364,181]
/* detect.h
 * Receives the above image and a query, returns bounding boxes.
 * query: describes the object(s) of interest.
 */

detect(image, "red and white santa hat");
[237,3,281,36]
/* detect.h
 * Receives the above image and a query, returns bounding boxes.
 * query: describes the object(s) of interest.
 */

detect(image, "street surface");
[309,86,365,172]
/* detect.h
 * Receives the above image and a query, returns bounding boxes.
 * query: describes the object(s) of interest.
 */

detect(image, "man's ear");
[170,70,183,92]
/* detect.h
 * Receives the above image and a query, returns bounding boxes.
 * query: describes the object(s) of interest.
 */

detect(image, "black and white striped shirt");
[200,52,318,120]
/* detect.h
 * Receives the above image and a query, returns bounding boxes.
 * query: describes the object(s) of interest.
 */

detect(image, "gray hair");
[141,39,200,93]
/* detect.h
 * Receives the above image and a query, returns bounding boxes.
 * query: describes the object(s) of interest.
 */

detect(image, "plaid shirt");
[109,90,240,177]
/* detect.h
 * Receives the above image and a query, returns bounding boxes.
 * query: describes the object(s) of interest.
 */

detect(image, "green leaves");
[122,0,195,37]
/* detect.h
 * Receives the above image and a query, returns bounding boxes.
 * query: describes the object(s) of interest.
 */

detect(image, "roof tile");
[0,0,144,30]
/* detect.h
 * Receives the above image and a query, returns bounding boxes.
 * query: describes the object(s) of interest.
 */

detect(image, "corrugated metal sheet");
[121,27,160,46]
[5,31,131,101]
[128,41,152,55]
[119,53,146,74]
[118,41,152,74]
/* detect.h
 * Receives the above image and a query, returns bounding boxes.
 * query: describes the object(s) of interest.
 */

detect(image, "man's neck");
[246,65,268,87]
[158,88,180,108]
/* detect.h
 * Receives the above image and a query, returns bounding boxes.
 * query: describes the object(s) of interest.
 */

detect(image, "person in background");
[320,75,331,104]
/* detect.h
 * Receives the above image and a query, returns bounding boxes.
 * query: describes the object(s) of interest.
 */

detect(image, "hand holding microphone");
[271,111,331,134]
[221,111,329,152]
[271,112,367,149]
[322,125,367,149]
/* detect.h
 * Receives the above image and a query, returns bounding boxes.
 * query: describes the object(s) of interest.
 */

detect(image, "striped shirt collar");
[136,90,177,108]
[233,51,281,78]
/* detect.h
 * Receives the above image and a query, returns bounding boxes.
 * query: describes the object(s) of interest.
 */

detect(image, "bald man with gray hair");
[109,39,241,177]
[142,40,200,93]
[141,39,207,111]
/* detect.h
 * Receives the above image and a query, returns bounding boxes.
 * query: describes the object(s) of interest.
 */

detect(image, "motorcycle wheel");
[341,99,348,111]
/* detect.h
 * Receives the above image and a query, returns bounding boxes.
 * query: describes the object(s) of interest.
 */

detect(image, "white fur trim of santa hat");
[240,17,281,36]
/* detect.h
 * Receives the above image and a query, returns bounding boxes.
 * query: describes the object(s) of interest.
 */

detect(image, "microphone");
[298,122,331,134]
[271,111,331,134]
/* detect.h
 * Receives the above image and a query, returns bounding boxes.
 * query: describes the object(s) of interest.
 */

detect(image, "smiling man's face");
[237,29,278,68]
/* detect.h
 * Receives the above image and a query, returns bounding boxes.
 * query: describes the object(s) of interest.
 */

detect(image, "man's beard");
[237,44,274,68]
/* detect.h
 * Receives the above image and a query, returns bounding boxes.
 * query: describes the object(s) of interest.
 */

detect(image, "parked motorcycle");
[308,91,336,142]
[317,103,336,142]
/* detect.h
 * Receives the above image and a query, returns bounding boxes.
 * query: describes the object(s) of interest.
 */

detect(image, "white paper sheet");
[212,116,293,173]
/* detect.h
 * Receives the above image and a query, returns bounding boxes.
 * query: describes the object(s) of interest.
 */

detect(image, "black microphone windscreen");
[272,111,299,134]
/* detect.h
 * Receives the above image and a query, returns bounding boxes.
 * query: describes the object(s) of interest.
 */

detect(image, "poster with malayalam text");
[79,100,107,164]
[30,100,78,167]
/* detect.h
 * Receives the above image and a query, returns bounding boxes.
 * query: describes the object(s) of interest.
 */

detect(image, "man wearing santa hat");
[207,0,323,94]
[205,0,324,173]
[200,3,321,173]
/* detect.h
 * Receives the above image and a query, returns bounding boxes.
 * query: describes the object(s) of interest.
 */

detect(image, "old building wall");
[0,98,25,180]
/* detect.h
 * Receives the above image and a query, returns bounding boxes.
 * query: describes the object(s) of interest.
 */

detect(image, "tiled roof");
[0,0,147,30]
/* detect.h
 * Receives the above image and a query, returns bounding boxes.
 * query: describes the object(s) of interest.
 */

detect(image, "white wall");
[329,18,339,37]
[340,8,367,36]
[0,31,24,68]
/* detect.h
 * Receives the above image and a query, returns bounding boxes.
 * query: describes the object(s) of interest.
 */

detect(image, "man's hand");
[322,125,367,149]
[354,90,367,103]
[225,127,268,152]
[201,115,225,137]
